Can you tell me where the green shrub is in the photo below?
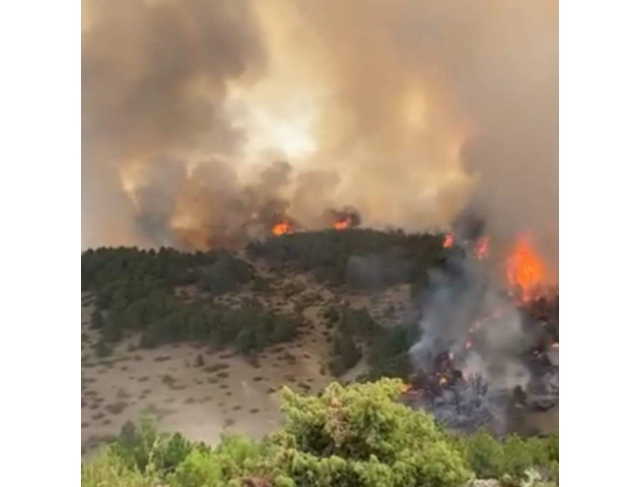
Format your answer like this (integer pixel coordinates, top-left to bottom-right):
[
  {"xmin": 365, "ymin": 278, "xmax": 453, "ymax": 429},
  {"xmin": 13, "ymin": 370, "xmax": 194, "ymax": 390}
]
[
  {"xmin": 81, "ymin": 450, "xmax": 158, "ymax": 487},
  {"xmin": 82, "ymin": 380, "xmax": 558, "ymax": 487},
  {"xmin": 169, "ymin": 449, "xmax": 223, "ymax": 487},
  {"xmin": 464, "ymin": 429, "xmax": 505, "ymax": 479}
]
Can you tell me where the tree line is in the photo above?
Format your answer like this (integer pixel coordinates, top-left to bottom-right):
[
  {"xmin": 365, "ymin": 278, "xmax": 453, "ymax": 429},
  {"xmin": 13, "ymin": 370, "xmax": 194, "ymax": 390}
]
[
  {"xmin": 83, "ymin": 247, "xmax": 298, "ymax": 356},
  {"xmin": 246, "ymin": 228, "xmax": 450, "ymax": 290}
]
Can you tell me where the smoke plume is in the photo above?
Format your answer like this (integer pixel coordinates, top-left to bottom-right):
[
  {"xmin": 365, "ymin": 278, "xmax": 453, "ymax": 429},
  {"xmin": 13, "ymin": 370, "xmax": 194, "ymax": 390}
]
[
  {"xmin": 412, "ymin": 254, "xmax": 529, "ymax": 374},
  {"xmin": 83, "ymin": 0, "xmax": 558, "ymax": 269},
  {"xmin": 409, "ymin": 253, "xmax": 528, "ymax": 434}
]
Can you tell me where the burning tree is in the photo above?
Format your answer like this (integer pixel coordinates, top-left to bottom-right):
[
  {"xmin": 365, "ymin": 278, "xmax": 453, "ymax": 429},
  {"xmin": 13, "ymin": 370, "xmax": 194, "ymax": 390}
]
[
  {"xmin": 271, "ymin": 220, "xmax": 294, "ymax": 236},
  {"xmin": 506, "ymin": 233, "xmax": 550, "ymax": 304},
  {"xmin": 408, "ymin": 219, "xmax": 558, "ymax": 435},
  {"xmin": 325, "ymin": 206, "xmax": 362, "ymax": 231},
  {"xmin": 269, "ymin": 206, "xmax": 361, "ymax": 238}
]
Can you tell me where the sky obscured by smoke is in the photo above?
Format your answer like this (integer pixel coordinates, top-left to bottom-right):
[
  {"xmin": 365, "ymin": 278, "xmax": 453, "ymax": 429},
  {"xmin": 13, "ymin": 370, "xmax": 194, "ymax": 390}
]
[{"xmin": 82, "ymin": 0, "xmax": 558, "ymax": 269}]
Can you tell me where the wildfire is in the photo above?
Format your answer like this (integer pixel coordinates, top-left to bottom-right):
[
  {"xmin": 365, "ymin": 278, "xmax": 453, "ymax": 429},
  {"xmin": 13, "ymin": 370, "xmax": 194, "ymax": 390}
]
[
  {"xmin": 473, "ymin": 237, "xmax": 490, "ymax": 260},
  {"xmin": 506, "ymin": 233, "xmax": 548, "ymax": 303},
  {"xmin": 272, "ymin": 221, "xmax": 293, "ymax": 236},
  {"xmin": 443, "ymin": 232, "xmax": 454, "ymax": 248},
  {"xmin": 334, "ymin": 217, "xmax": 351, "ymax": 231},
  {"xmin": 469, "ymin": 307, "xmax": 505, "ymax": 334},
  {"xmin": 325, "ymin": 207, "xmax": 360, "ymax": 231},
  {"xmin": 405, "ymin": 352, "xmax": 466, "ymax": 401},
  {"xmin": 442, "ymin": 232, "xmax": 488, "ymax": 260}
]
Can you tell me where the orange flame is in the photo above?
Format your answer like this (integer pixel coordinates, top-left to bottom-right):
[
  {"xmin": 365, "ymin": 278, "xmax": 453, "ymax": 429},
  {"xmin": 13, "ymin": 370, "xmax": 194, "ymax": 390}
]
[
  {"xmin": 272, "ymin": 221, "xmax": 293, "ymax": 236},
  {"xmin": 443, "ymin": 232, "xmax": 454, "ymax": 248},
  {"xmin": 474, "ymin": 237, "xmax": 489, "ymax": 260},
  {"xmin": 506, "ymin": 234, "xmax": 548, "ymax": 303},
  {"xmin": 334, "ymin": 218, "xmax": 351, "ymax": 231}
]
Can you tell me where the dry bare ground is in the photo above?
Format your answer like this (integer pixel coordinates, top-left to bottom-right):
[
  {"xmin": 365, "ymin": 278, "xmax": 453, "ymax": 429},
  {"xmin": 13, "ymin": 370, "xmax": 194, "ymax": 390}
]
[
  {"xmin": 81, "ymin": 311, "xmax": 329, "ymax": 455},
  {"xmin": 81, "ymin": 264, "xmax": 414, "ymax": 456}
]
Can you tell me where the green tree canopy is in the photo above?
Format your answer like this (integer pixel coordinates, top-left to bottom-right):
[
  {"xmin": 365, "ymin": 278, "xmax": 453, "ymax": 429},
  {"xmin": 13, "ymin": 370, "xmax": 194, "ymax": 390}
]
[{"xmin": 82, "ymin": 379, "xmax": 558, "ymax": 487}]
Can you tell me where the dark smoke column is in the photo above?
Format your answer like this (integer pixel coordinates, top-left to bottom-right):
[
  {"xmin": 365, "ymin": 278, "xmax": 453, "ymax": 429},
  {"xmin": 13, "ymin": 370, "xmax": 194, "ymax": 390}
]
[{"xmin": 82, "ymin": 0, "xmax": 268, "ymax": 249}]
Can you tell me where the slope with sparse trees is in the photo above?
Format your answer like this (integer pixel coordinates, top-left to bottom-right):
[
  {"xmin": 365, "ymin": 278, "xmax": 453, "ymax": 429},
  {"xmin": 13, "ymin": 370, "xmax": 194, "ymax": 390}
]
[{"xmin": 81, "ymin": 229, "xmax": 453, "ymax": 381}]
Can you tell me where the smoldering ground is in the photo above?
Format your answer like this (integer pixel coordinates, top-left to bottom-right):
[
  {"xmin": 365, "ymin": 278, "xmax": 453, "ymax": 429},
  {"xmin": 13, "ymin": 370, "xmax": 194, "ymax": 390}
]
[{"xmin": 408, "ymin": 246, "xmax": 558, "ymax": 434}]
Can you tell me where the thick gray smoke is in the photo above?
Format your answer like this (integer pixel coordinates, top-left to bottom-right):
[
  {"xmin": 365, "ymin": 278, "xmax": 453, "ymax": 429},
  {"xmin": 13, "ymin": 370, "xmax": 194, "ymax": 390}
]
[
  {"xmin": 408, "ymin": 245, "xmax": 553, "ymax": 433},
  {"xmin": 411, "ymin": 254, "xmax": 530, "ymax": 384},
  {"xmin": 83, "ymin": 0, "xmax": 558, "ymax": 262},
  {"xmin": 430, "ymin": 376, "xmax": 508, "ymax": 435},
  {"xmin": 81, "ymin": 0, "xmax": 361, "ymax": 250},
  {"xmin": 82, "ymin": 0, "xmax": 268, "ymax": 248},
  {"xmin": 400, "ymin": 0, "xmax": 559, "ymax": 270}
]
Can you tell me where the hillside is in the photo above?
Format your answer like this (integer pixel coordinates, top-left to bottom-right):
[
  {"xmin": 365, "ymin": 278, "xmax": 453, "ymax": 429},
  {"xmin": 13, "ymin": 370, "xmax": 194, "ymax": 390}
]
[
  {"xmin": 81, "ymin": 230, "xmax": 434, "ymax": 452},
  {"xmin": 81, "ymin": 229, "xmax": 558, "ymax": 456}
]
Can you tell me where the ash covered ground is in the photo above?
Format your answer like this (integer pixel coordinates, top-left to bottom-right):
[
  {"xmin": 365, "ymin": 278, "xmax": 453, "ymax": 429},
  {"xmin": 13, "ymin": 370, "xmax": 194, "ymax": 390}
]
[
  {"xmin": 404, "ymin": 215, "xmax": 558, "ymax": 436},
  {"xmin": 406, "ymin": 295, "xmax": 558, "ymax": 437}
]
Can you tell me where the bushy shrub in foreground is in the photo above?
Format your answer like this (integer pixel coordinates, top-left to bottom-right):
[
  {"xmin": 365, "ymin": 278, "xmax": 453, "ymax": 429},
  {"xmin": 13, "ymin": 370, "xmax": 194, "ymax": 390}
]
[{"xmin": 82, "ymin": 379, "xmax": 558, "ymax": 487}]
